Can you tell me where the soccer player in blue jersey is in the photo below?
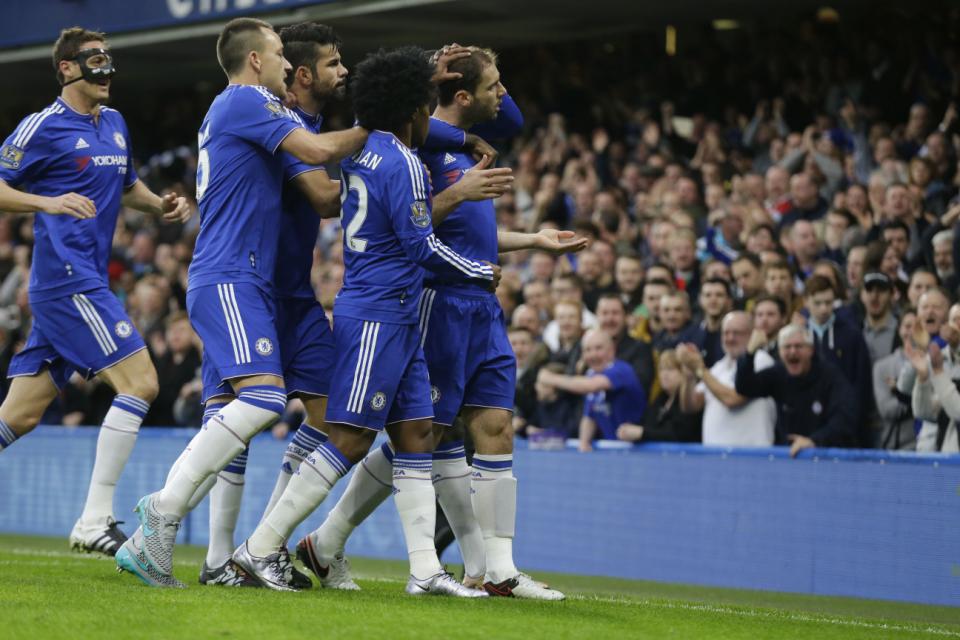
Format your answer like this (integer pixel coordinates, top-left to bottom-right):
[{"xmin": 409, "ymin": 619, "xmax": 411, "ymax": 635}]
[
  {"xmin": 0, "ymin": 27, "xmax": 191, "ymax": 558},
  {"xmin": 183, "ymin": 21, "xmax": 347, "ymax": 589},
  {"xmin": 296, "ymin": 47, "xmax": 583, "ymax": 600},
  {"xmin": 232, "ymin": 46, "xmax": 500, "ymax": 595},
  {"xmin": 183, "ymin": 25, "xmax": 510, "ymax": 590},
  {"xmin": 115, "ymin": 17, "xmax": 367, "ymax": 588}
]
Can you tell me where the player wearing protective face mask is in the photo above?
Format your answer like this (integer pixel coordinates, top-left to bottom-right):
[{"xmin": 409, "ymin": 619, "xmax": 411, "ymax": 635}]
[{"xmin": 0, "ymin": 27, "xmax": 192, "ymax": 558}]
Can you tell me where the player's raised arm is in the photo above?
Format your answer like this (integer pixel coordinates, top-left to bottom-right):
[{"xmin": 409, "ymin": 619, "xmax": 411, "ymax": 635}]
[{"xmin": 280, "ymin": 126, "xmax": 368, "ymax": 166}]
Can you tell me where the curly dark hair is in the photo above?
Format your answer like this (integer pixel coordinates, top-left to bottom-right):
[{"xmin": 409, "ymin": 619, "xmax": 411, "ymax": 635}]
[
  {"xmin": 350, "ymin": 46, "xmax": 435, "ymax": 133},
  {"xmin": 279, "ymin": 22, "xmax": 341, "ymax": 73}
]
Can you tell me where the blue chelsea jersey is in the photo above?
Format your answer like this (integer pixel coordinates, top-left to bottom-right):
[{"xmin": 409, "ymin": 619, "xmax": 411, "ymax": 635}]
[
  {"xmin": 276, "ymin": 106, "xmax": 324, "ymax": 299},
  {"xmin": 188, "ymin": 84, "xmax": 303, "ymax": 292},
  {"xmin": 334, "ymin": 131, "xmax": 494, "ymax": 325},
  {"xmin": 419, "ymin": 134, "xmax": 499, "ymax": 295},
  {"xmin": 0, "ymin": 98, "xmax": 137, "ymax": 302}
]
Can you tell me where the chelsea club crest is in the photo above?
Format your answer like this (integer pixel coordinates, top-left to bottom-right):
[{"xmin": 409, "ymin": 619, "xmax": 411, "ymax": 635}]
[
  {"xmin": 114, "ymin": 320, "xmax": 133, "ymax": 338},
  {"xmin": 113, "ymin": 131, "xmax": 126, "ymax": 149},
  {"xmin": 255, "ymin": 337, "xmax": 274, "ymax": 356},
  {"xmin": 370, "ymin": 392, "xmax": 387, "ymax": 411}
]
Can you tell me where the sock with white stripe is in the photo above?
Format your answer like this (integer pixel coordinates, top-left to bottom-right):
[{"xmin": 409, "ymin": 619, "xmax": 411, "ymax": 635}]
[
  {"xmin": 248, "ymin": 441, "xmax": 352, "ymax": 557},
  {"xmin": 206, "ymin": 447, "xmax": 248, "ymax": 568},
  {"xmin": 310, "ymin": 441, "xmax": 394, "ymax": 563},
  {"xmin": 158, "ymin": 388, "xmax": 284, "ymax": 519},
  {"xmin": 433, "ymin": 442, "xmax": 486, "ymax": 580},
  {"xmin": 393, "ymin": 452, "xmax": 444, "ymax": 579},
  {"xmin": 0, "ymin": 419, "xmax": 20, "ymax": 452},
  {"xmin": 78, "ymin": 394, "xmax": 148, "ymax": 524},
  {"xmin": 264, "ymin": 423, "xmax": 327, "ymax": 517},
  {"xmin": 471, "ymin": 454, "xmax": 518, "ymax": 584}
]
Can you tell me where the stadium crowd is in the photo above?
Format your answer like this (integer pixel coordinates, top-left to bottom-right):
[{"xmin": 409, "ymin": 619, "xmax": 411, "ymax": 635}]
[{"xmin": 2, "ymin": 10, "xmax": 960, "ymax": 453}]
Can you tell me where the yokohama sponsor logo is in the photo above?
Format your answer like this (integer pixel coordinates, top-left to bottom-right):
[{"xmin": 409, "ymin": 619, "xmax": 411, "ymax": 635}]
[{"xmin": 90, "ymin": 155, "xmax": 126, "ymax": 166}]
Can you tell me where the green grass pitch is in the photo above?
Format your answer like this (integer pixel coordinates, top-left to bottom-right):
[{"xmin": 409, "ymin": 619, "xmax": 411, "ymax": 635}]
[{"xmin": 2, "ymin": 534, "xmax": 957, "ymax": 639}]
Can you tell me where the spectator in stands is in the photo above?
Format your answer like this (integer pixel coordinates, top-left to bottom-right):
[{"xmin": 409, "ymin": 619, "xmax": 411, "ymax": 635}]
[
  {"xmin": 543, "ymin": 275, "xmax": 596, "ymax": 351},
  {"xmin": 631, "ymin": 278, "xmax": 673, "ymax": 344},
  {"xmin": 144, "ymin": 312, "xmax": 201, "ymax": 426},
  {"xmin": 614, "ymin": 253, "xmax": 644, "ymax": 313},
  {"xmin": 630, "ymin": 349, "xmax": 702, "ymax": 443},
  {"xmin": 508, "ymin": 326, "xmax": 545, "ymax": 437},
  {"xmin": 677, "ymin": 311, "xmax": 776, "ymax": 446},
  {"xmin": 522, "ymin": 280, "xmax": 553, "ymax": 323},
  {"xmin": 644, "ymin": 219, "xmax": 676, "ymax": 268},
  {"xmin": 873, "ymin": 310, "xmax": 918, "ymax": 450},
  {"xmin": 906, "ymin": 268, "xmax": 938, "ymax": 309},
  {"xmin": 732, "ymin": 253, "xmax": 764, "ymax": 312},
  {"xmin": 931, "ymin": 229, "xmax": 955, "ymax": 290},
  {"xmin": 511, "ymin": 304, "xmax": 542, "ymax": 339},
  {"xmin": 804, "ymin": 274, "xmax": 875, "ymax": 445},
  {"xmin": 846, "ymin": 244, "xmax": 868, "ymax": 297},
  {"xmin": 669, "ymin": 228, "xmax": 701, "ymax": 300},
  {"xmin": 752, "ymin": 294, "xmax": 787, "ymax": 354},
  {"xmin": 787, "ymin": 219, "xmax": 821, "ymax": 280},
  {"xmin": 576, "ymin": 249, "xmax": 613, "ymax": 311},
  {"xmin": 860, "ymin": 272, "xmax": 898, "ymax": 363},
  {"xmin": 595, "ymin": 293, "xmax": 654, "ymax": 393},
  {"xmin": 697, "ymin": 278, "xmax": 733, "ymax": 366},
  {"xmin": 736, "ymin": 324, "xmax": 858, "ymax": 456},
  {"xmin": 535, "ymin": 329, "xmax": 646, "ymax": 451},
  {"xmin": 762, "ymin": 259, "xmax": 800, "ymax": 315},
  {"xmin": 653, "ymin": 291, "xmax": 703, "ymax": 352},
  {"xmin": 780, "ymin": 172, "xmax": 829, "ymax": 228},
  {"xmin": 545, "ymin": 300, "xmax": 584, "ymax": 365},
  {"xmin": 905, "ymin": 340, "xmax": 960, "ymax": 453}
]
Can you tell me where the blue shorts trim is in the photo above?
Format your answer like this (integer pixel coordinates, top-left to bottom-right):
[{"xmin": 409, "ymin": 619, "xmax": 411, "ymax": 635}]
[
  {"xmin": 8, "ymin": 287, "xmax": 147, "ymax": 389},
  {"xmin": 419, "ymin": 289, "xmax": 516, "ymax": 425},
  {"xmin": 325, "ymin": 317, "xmax": 433, "ymax": 431},
  {"xmin": 189, "ymin": 282, "xmax": 283, "ymax": 404},
  {"xmin": 277, "ymin": 296, "xmax": 334, "ymax": 398}
]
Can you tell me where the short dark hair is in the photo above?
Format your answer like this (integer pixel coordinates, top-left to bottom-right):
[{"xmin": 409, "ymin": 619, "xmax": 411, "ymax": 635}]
[
  {"xmin": 217, "ymin": 18, "xmax": 273, "ymax": 76},
  {"xmin": 882, "ymin": 219, "xmax": 910, "ymax": 237},
  {"xmin": 753, "ymin": 293, "xmax": 787, "ymax": 317},
  {"xmin": 597, "ymin": 292, "xmax": 627, "ymax": 312},
  {"xmin": 279, "ymin": 22, "xmax": 341, "ymax": 77},
  {"xmin": 437, "ymin": 49, "xmax": 494, "ymax": 106},
  {"xmin": 642, "ymin": 278, "xmax": 675, "ymax": 297},
  {"xmin": 554, "ymin": 272, "xmax": 584, "ymax": 291},
  {"xmin": 53, "ymin": 26, "xmax": 107, "ymax": 84},
  {"xmin": 804, "ymin": 274, "xmax": 835, "ymax": 298},
  {"xmin": 732, "ymin": 252, "xmax": 762, "ymax": 270},
  {"xmin": 701, "ymin": 277, "xmax": 732, "ymax": 298},
  {"xmin": 351, "ymin": 47, "xmax": 436, "ymax": 133}
]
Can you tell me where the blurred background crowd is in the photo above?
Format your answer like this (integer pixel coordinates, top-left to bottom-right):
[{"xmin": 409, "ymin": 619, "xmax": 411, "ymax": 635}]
[{"xmin": 2, "ymin": 8, "xmax": 960, "ymax": 452}]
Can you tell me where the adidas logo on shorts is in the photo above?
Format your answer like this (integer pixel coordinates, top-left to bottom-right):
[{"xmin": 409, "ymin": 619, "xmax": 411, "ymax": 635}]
[{"xmin": 443, "ymin": 152, "xmax": 456, "ymax": 165}]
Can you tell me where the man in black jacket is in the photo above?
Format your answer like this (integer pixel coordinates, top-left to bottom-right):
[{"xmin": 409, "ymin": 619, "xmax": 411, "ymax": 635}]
[{"xmin": 735, "ymin": 323, "xmax": 858, "ymax": 456}]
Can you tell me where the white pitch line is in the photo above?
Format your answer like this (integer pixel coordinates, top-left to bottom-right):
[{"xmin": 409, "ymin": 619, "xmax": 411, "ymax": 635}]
[
  {"xmin": 570, "ymin": 594, "xmax": 960, "ymax": 637},
  {"xmin": 3, "ymin": 547, "xmax": 957, "ymax": 637}
]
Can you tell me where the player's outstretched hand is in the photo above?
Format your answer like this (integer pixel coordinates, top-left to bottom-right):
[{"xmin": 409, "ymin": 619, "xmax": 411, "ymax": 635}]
[
  {"xmin": 464, "ymin": 133, "xmax": 498, "ymax": 164},
  {"xmin": 161, "ymin": 192, "xmax": 192, "ymax": 223},
  {"xmin": 431, "ymin": 44, "xmax": 470, "ymax": 83},
  {"xmin": 483, "ymin": 260, "xmax": 502, "ymax": 292},
  {"xmin": 46, "ymin": 192, "xmax": 96, "ymax": 219},
  {"xmin": 455, "ymin": 155, "xmax": 513, "ymax": 201},
  {"xmin": 533, "ymin": 229, "xmax": 589, "ymax": 255}
]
